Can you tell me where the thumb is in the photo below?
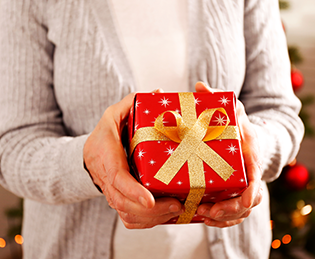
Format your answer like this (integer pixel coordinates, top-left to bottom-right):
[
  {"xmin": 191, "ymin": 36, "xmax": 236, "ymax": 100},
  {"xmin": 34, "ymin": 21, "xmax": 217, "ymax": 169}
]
[{"xmin": 195, "ymin": 81, "xmax": 222, "ymax": 93}]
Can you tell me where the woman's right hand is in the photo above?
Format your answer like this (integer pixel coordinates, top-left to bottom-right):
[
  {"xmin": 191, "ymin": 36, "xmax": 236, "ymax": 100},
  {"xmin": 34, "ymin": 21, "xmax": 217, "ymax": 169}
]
[{"xmin": 83, "ymin": 91, "xmax": 184, "ymax": 229}]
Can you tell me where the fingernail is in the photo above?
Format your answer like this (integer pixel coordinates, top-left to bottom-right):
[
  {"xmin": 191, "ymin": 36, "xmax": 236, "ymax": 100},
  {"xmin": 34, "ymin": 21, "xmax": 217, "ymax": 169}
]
[
  {"xmin": 200, "ymin": 208, "xmax": 210, "ymax": 217},
  {"xmin": 215, "ymin": 210, "xmax": 224, "ymax": 219},
  {"xmin": 169, "ymin": 204, "xmax": 181, "ymax": 213},
  {"xmin": 139, "ymin": 196, "xmax": 148, "ymax": 208}
]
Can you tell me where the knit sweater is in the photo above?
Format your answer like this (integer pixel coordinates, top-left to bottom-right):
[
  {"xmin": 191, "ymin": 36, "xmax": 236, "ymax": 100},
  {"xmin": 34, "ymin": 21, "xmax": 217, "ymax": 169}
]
[{"xmin": 0, "ymin": 0, "xmax": 304, "ymax": 259}]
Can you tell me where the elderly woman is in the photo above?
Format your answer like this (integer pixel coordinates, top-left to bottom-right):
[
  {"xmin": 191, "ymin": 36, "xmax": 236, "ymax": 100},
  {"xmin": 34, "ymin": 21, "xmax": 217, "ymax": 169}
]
[{"xmin": 0, "ymin": 0, "xmax": 303, "ymax": 258}]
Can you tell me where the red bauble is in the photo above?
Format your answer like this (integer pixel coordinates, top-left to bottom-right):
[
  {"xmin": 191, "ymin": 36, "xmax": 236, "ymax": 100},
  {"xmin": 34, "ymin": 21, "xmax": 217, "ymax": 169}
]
[
  {"xmin": 284, "ymin": 163, "xmax": 309, "ymax": 190},
  {"xmin": 291, "ymin": 69, "xmax": 304, "ymax": 92}
]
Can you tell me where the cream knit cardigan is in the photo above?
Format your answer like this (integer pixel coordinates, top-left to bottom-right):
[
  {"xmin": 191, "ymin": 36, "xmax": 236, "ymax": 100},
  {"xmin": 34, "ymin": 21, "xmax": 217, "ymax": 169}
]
[{"xmin": 0, "ymin": 0, "xmax": 304, "ymax": 258}]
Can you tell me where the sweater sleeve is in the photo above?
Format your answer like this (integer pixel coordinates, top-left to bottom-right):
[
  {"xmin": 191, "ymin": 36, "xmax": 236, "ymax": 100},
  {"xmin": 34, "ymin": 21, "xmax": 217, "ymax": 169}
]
[
  {"xmin": 0, "ymin": 0, "xmax": 102, "ymax": 204},
  {"xmin": 240, "ymin": 0, "xmax": 304, "ymax": 182}
]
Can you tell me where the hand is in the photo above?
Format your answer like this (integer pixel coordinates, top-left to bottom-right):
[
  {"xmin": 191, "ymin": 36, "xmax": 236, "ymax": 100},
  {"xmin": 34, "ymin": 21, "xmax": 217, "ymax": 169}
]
[
  {"xmin": 195, "ymin": 82, "xmax": 264, "ymax": 228},
  {"xmin": 83, "ymin": 90, "xmax": 184, "ymax": 229}
]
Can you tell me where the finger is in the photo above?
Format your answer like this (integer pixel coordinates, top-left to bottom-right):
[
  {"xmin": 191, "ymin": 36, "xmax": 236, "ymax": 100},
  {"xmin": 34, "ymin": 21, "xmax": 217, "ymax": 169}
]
[
  {"xmin": 241, "ymin": 179, "xmax": 263, "ymax": 209},
  {"xmin": 119, "ymin": 211, "xmax": 180, "ymax": 229},
  {"xmin": 100, "ymin": 125, "xmax": 155, "ymax": 208},
  {"xmin": 204, "ymin": 218, "xmax": 244, "ymax": 228},
  {"xmin": 239, "ymin": 134, "xmax": 262, "ymax": 209},
  {"xmin": 116, "ymin": 198, "xmax": 184, "ymax": 229},
  {"xmin": 109, "ymin": 92, "xmax": 136, "ymax": 127},
  {"xmin": 194, "ymin": 81, "xmax": 223, "ymax": 93},
  {"xmin": 198, "ymin": 197, "xmax": 247, "ymax": 221},
  {"xmin": 152, "ymin": 88, "xmax": 164, "ymax": 93},
  {"xmin": 107, "ymin": 179, "xmax": 183, "ymax": 217}
]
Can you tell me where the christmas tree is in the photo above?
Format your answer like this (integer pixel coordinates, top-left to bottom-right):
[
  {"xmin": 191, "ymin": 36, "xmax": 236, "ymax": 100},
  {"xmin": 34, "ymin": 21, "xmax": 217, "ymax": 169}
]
[{"xmin": 268, "ymin": 1, "xmax": 315, "ymax": 258}]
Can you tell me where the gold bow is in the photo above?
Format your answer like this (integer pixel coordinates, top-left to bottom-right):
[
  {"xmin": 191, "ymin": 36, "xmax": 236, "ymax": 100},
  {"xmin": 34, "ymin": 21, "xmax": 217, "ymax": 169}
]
[{"xmin": 130, "ymin": 93, "xmax": 240, "ymax": 223}]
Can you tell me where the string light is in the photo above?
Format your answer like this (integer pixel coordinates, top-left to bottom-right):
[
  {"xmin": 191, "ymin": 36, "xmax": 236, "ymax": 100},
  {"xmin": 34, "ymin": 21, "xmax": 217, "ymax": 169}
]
[
  {"xmin": 301, "ymin": 205, "xmax": 312, "ymax": 216},
  {"xmin": 271, "ymin": 239, "xmax": 281, "ymax": 249},
  {"xmin": 14, "ymin": 235, "xmax": 24, "ymax": 245},
  {"xmin": 282, "ymin": 234, "xmax": 292, "ymax": 244},
  {"xmin": 0, "ymin": 238, "xmax": 6, "ymax": 248}
]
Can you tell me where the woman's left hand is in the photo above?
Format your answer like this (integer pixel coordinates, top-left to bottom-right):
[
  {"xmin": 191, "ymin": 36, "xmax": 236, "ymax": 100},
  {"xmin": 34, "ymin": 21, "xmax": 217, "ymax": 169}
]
[{"xmin": 195, "ymin": 82, "xmax": 264, "ymax": 228}]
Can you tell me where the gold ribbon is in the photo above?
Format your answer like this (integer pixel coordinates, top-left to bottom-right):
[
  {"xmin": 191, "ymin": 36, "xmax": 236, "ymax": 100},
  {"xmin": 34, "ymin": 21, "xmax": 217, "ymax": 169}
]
[{"xmin": 130, "ymin": 93, "xmax": 240, "ymax": 223}]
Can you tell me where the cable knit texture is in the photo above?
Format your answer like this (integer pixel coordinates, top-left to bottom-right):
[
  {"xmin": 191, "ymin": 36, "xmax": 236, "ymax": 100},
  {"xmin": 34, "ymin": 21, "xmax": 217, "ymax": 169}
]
[{"xmin": 0, "ymin": 0, "xmax": 304, "ymax": 258}]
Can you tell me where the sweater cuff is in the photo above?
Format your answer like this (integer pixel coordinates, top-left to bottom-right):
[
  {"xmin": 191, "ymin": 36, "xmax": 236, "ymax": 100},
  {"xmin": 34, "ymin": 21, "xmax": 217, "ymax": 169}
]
[
  {"xmin": 59, "ymin": 135, "xmax": 103, "ymax": 201},
  {"xmin": 249, "ymin": 116, "xmax": 292, "ymax": 183}
]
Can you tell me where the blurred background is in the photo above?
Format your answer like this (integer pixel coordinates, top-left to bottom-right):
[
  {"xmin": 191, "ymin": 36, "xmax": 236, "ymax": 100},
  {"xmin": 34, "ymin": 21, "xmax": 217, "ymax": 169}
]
[{"xmin": 0, "ymin": 0, "xmax": 315, "ymax": 258}]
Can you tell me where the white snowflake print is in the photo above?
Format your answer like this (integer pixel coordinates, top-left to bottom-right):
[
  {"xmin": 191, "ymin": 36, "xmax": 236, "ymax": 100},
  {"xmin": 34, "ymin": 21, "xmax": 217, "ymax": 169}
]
[
  {"xmin": 159, "ymin": 97, "xmax": 171, "ymax": 107},
  {"xmin": 214, "ymin": 114, "xmax": 226, "ymax": 126},
  {"xmin": 175, "ymin": 108, "xmax": 181, "ymax": 113},
  {"xmin": 149, "ymin": 159, "xmax": 156, "ymax": 166},
  {"xmin": 139, "ymin": 174, "xmax": 144, "ymax": 179},
  {"xmin": 194, "ymin": 98, "xmax": 201, "ymax": 105},
  {"xmin": 209, "ymin": 179, "xmax": 214, "ymax": 184},
  {"xmin": 143, "ymin": 109, "xmax": 150, "ymax": 115},
  {"xmin": 177, "ymin": 181, "xmax": 183, "ymax": 185},
  {"xmin": 219, "ymin": 96, "xmax": 230, "ymax": 106},
  {"xmin": 144, "ymin": 182, "xmax": 150, "ymax": 187},
  {"xmin": 227, "ymin": 144, "xmax": 238, "ymax": 155},
  {"xmin": 134, "ymin": 123, "xmax": 139, "ymax": 131},
  {"xmin": 240, "ymin": 178, "xmax": 245, "ymax": 183},
  {"xmin": 137, "ymin": 149, "xmax": 146, "ymax": 159},
  {"xmin": 135, "ymin": 100, "xmax": 141, "ymax": 108},
  {"xmin": 165, "ymin": 146, "xmax": 175, "ymax": 155}
]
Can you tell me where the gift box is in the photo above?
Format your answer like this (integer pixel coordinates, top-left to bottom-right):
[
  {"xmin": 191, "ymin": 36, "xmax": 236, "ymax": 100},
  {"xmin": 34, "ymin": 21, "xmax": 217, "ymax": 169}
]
[{"xmin": 128, "ymin": 92, "xmax": 247, "ymax": 224}]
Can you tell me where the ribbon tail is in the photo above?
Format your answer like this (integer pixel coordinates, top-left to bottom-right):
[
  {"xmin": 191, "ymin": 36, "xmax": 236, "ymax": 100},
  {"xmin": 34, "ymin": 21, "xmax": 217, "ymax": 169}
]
[
  {"xmin": 196, "ymin": 142, "xmax": 234, "ymax": 181},
  {"xmin": 176, "ymin": 155, "xmax": 205, "ymax": 224}
]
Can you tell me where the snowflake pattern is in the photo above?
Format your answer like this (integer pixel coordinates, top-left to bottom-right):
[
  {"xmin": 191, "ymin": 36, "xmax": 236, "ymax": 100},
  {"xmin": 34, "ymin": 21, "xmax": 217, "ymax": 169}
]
[
  {"xmin": 144, "ymin": 182, "xmax": 150, "ymax": 187},
  {"xmin": 177, "ymin": 181, "xmax": 183, "ymax": 185},
  {"xmin": 227, "ymin": 144, "xmax": 238, "ymax": 155},
  {"xmin": 165, "ymin": 146, "xmax": 175, "ymax": 155},
  {"xmin": 175, "ymin": 108, "xmax": 181, "ymax": 113},
  {"xmin": 134, "ymin": 124, "xmax": 139, "ymax": 131},
  {"xmin": 219, "ymin": 96, "xmax": 230, "ymax": 106},
  {"xmin": 214, "ymin": 114, "xmax": 226, "ymax": 126},
  {"xmin": 209, "ymin": 179, "xmax": 214, "ymax": 184},
  {"xmin": 137, "ymin": 149, "xmax": 146, "ymax": 159},
  {"xmin": 194, "ymin": 98, "xmax": 201, "ymax": 105},
  {"xmin": 143, "ymin": 109, "xmax": 150, "ymax": 115},
  {"xmin": 159, "ymin": 97, "xmax": 171, "ymax": 107},
  {"xmin": 149, "ymin": 159, "xmax": 156, "ymax": 166},
  {"xmin": 135, "ymin": 100, "xmax": 141, "ymax": 108},
  {"xmin": 240, "ymin": 178, "xmax": 245, "ymax": 183}
]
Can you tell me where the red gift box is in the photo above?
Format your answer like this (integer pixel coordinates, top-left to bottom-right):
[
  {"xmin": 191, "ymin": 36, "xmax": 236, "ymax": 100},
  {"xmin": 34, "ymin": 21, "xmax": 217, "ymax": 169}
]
[{"xmin": 128, "ymin": 92, "xmax": 247, "ymax": 224}]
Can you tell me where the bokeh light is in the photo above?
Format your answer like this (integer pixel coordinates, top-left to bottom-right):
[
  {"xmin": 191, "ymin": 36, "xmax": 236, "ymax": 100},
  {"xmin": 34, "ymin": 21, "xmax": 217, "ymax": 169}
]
[
  {"xmin": 271, "ymin": 239, "xmax": 281, "ymax": 249},
  {"xmin": 0, "ymin": 238, "xmax": 6, "ymax": 248},
  {"xmin": 301, "ymin": 205, "xmax": 312, "ymax": 216},
  {"xmin": 282, "ymin": 234, "xmax": 292, "ymax": 244},
  {"xmin": 297, "ymin": 200, "xmax": 305, "ymax": 210},
  {"xmin": 14, "ymin": 235, "xmax": 24, "ymax": 245}
]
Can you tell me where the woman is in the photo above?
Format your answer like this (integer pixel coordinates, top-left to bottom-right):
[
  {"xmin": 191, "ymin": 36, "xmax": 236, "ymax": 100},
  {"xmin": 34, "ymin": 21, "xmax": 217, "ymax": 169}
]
[{"xmin": 0, "ymin": 0, "xmax": 304, "ymax": 258}]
